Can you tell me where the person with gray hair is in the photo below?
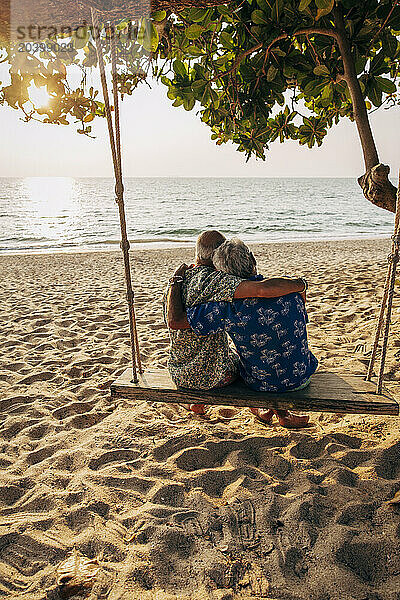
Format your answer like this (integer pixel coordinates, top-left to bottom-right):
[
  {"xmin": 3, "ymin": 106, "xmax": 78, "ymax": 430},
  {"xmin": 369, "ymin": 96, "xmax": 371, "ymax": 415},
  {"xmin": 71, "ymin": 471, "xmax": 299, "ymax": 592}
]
[
  {"xmin": 168, "ymin": 238, "xmax": 317, "ymax": 429},
  {"xmin": 166, "ymin": 233, "xmax": 311, "ymax": 427},
  {"xmin": 213, "ymin": 238, "xmax": 257, "ymax": 279}
]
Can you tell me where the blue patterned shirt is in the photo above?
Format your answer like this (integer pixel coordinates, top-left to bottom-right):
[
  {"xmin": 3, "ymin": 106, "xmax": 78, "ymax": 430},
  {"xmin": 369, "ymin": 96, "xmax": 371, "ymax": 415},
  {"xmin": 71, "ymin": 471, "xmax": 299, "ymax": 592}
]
[{"xmin": 186, "ymin": 275, "xmax": 318, "ymax": 392}]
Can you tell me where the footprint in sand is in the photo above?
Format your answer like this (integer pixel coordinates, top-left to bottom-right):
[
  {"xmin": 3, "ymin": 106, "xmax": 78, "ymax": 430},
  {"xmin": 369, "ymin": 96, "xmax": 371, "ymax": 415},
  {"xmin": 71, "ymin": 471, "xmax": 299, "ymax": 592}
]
[
  {"xmin": 0, "ymin": 532, "xmax": 66, "ymax": 579},
  {"xmin": 18, "ymin": 372, "xmax": 55, "ymax": 385},
  {"xmin": 25, "ymin": 444, "xmax": 58, "ymax": 465},
  {"xmin": 88, "ymin": 449, "xmax": 140, "ymax": 471},
  {"xmin": 66, "ymin": 411, "xmax": 109, "ymax": 430},
  {"xmin": 374, "ymin": 440, "xmax": 400, "ymax": 479},
  {"xmin": 210, "ymin": 499, "xmax": 260, "ymax": 552},
  {"xmin": 52, "ymin": 400, "xmax": 97, "ymax": 420}
]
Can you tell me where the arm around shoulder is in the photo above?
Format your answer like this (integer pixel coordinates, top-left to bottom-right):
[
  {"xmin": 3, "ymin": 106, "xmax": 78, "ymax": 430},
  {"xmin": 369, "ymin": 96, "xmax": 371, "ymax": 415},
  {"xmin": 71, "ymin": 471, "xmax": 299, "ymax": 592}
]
[{"xmin": 233, "ymin": 277, "xmax": 305, "ymax": 299}]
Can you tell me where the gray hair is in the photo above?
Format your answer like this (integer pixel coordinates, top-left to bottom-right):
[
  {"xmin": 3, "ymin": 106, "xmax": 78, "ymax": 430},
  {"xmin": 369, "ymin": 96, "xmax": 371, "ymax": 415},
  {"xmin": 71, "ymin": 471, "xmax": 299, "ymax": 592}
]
[
  {"xmin": 195, "ymin": 230, "xmax": 226, "ymax": 262},
  {"xmin": 213, "ymin": 238, "xmax": 255, "ymax": 278}
]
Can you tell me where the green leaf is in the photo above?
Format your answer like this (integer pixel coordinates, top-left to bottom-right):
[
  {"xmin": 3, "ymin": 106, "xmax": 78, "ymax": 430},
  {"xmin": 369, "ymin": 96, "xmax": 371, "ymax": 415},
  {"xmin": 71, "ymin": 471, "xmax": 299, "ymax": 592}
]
[
  {"xmin": 370, "ymin": 51, "xmax": 387, "ymax": 76},
  {"xmin": 137, "ymin": 21, "xmax": 160, "ymax": 52},
  {"xmin": 220, "ymin": 31, "xmax": 235, "ymax": 49},
  {"xmin": 173, "ymin": 60, "xmax": 187, "ymax": 78},
  {"xmin": 374, "ymin": 77, "xmax": 397, "ymax": 94},
  {"xmin": 149, "ymin": 22, "xmax": 160, "ymax": 52},
  {"xmin": 321, "ymin": 82, "xmax": 333, "ymax": 104},
  {"xmin": 191, "ymin": 80, "xmax": 207, "ymax": 94},
  {"xmin": 210, "ymin": 88, "xmax": 219, "ymax": 107},
  {"xmin": 355, "ymin": 56, "xmax": 367, "ymax": 75},
  {"xmin": 185, "ymin": 24, "xmax": 203, "ymax": 40},
  {"xmin": 315, "ymin": 0, "xmax": 334, "ymax": 9},
  {"xmin": 315, "ymin": 0, "xmax": 334, "ymax": 19},
  {"xmin": 267, "ymin": 65, "xmax": 278, "ymax": 81},
  {"xmin": 152, "ymin": 10, "xmax": 166, "ymax": 22},
  {"xmin": 214, "ymin": 54, "xmax": 230, "ymax": 67},
  {"xmin": 167, "ymin": 86, "xmax": 178, "ymax": 100},
  {"xmin": 382, "ymin": 33, "xmax": 398, "ymax": 57},
  {"xmin": 283, "ymin": 65, "xmax": 296, "ymax": 78},
  {"xmin": 272, "ymin": 0, "xmax": 284, "ymax": 22},
  {"xmin": 368, "ymin": 83, "xmax": 382, "ymax": 107},
  {"xmin": 257, "ymin": 0, "xmax": 270, "ymax": 10},
  {"xmin": 188, "ymin": 8, "xmax": 209, "ymax": 22},
  {"xmin": 183, "ymin": 96, "xmax": 196, "ymax": 111},
  {"xmin": 299, "ymin": 0, "xmax": 312, "ymax": 10},
  {"xmin": 116, "ymin": 19, "xmax": 130, "ymax": 30},
  {"xmin": 303, "ymin": 79, "xmax": 326, "ymax": 97},
  {"xmin": 187, "ymin": 45, "xmax": 205, "ymax": 57},
  {"xmin": 72, "ymin": 27, "xmax": 89, "ymax": 50},
  {"xmin": 252, "ymin": 10, "xmax": 268, "ymax": 25},
  {"xmin": 217, "ymin": 5, "xmax": 232, "ymax": 16},
  {"xmin": 137, "ymin": 20, "xmax": 147, "ymax": 47},
  {"xmin": 313, "ymin": 65, "xmax": 330, "ymax": 76},
  {"xmin": 240, "ymin": 63, "xmax": 256, "ymax": 82}
]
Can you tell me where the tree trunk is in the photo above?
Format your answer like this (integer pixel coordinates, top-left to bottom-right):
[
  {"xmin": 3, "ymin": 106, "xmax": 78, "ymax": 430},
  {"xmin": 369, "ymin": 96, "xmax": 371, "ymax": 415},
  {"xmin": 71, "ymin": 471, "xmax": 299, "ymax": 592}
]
[{"xmin": 333, "ymin": 6, "xmax": 397, "ymax": 213}]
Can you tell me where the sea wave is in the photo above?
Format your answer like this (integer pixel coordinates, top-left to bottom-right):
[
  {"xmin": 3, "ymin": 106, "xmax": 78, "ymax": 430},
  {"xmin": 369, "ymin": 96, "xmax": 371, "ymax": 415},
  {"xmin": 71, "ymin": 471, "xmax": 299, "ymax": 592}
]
[{"xmin": 0, "ymin": 177, "xmax": 395, "ymax": 255}]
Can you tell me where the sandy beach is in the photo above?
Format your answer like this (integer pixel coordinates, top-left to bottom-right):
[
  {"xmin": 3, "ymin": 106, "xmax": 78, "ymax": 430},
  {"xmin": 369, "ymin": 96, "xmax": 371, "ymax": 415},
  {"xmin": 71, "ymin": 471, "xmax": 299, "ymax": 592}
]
[{"xmin": 0, "ymin": 237, "xmax": 400, "ymax": 600}]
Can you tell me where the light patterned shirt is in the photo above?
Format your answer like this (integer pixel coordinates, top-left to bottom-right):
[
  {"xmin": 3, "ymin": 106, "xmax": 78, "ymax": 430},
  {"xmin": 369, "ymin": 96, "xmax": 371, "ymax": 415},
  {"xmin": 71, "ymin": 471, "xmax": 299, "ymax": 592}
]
[{"xmin": 166, "ymin": 266, "xmax": 243, "ymax": 390}]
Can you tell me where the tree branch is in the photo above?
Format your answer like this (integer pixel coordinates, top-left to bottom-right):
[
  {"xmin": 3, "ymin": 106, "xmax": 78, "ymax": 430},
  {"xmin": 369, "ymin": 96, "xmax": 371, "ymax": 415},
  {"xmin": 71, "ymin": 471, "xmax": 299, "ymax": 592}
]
[
  {"xmin": 211, "ymin": 27, "xmax": 339, "ymax": 82},
  {"xmin": 368, "ymin": 0, "xmax": 400, "ymax": 51}
]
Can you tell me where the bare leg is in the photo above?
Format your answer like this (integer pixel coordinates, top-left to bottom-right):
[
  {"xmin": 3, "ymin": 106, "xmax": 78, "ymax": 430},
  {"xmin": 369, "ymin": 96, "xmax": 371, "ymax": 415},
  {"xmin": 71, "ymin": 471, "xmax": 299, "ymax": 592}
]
[{"xmin": 187, "ymin": 371, "xmax": 236, "ymax": 416}]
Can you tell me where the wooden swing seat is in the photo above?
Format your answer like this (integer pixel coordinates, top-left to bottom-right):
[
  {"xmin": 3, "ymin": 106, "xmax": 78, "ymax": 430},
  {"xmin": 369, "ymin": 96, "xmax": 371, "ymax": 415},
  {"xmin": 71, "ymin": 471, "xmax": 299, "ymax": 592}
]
[{"xmin": 111, "ymin": 368, "xmax": 399, "ymax": 416}]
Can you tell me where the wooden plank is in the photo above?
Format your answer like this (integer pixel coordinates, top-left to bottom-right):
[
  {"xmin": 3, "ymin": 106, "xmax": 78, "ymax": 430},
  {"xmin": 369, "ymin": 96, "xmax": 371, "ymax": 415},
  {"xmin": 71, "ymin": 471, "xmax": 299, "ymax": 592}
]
[
  {"xmin": 112, "ymin": 369, "xmax": 392, "ymax": 403},
  {"xmin": 110, "ymin": 368, "xmax": 399, "ymax": 416}
]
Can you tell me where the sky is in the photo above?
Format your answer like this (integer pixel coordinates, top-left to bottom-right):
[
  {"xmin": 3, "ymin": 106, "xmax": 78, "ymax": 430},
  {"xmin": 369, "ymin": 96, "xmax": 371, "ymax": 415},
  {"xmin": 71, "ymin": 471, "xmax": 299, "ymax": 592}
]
[{"xmin": 1, "ymin": 74, "xmax": 400, "ymax": 179}]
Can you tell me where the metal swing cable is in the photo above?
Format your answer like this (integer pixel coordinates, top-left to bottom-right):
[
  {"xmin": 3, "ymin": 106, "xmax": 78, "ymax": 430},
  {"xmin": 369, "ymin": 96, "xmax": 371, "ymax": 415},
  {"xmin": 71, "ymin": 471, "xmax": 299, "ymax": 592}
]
[{"xmin": 91, "ymin": 7, "xmax": 142, "ymax": 382}]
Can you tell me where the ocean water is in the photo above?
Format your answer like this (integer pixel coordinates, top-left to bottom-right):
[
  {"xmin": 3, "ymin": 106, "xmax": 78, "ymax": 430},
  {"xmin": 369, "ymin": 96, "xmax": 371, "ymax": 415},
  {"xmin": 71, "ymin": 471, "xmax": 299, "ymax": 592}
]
[{"xmin": 0, "ymin": 176, "xmax": 395, "ymax": 255}]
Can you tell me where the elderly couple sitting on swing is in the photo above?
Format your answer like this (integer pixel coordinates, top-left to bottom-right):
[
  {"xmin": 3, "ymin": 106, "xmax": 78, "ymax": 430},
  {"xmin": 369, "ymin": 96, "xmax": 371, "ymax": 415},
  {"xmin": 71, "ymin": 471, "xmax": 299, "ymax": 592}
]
[{"xmin": 165, "ymin": 230, "xmax": 318, "ymax": 429}]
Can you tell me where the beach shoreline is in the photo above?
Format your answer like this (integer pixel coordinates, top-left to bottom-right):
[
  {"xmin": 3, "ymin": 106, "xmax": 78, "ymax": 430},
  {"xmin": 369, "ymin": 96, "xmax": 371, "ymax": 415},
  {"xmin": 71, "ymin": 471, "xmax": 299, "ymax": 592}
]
[
  {"xmin": 1, "ymin": 237, "xmax": 400, "ymax": 599},
  {"xmin": 0, "ymin": 232, "xmax": 393, "ymax": 257}
]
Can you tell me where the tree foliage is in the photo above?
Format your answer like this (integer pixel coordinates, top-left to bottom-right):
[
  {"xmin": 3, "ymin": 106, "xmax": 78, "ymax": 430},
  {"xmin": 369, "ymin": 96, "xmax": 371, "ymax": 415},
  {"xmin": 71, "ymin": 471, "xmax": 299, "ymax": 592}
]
[
  {"xmin": 155, "ymin": 0, "xmax": 400, "ymax": 160},
  {"xmin": 0, "ymin": 1, "xmax": 399, "ymax": 203}
]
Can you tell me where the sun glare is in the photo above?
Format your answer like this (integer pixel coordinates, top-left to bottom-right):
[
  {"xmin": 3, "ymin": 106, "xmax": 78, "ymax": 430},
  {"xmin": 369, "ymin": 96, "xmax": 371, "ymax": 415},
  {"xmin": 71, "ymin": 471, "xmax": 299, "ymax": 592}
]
[
  {"xmin": 23, "ymin": 177, "xmax": 76, "ymax": 216},
  {"xmin": 20, "ymin": 177, "xmax": 80, "ymax": 248},
  {"xmin": 28, "ymin": 83, "xmax": 51, "ymax": 109}
]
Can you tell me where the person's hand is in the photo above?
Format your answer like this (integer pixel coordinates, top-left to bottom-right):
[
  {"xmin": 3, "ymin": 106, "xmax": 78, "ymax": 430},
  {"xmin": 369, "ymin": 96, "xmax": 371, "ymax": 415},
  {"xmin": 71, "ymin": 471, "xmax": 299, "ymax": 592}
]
[
  {"xmin": 296, "ymin": 277, "xmax": 307, "ymax": 304},
  {"xmin": 173, "ymin": 263, "xmax": 189, "ymax": 278}
]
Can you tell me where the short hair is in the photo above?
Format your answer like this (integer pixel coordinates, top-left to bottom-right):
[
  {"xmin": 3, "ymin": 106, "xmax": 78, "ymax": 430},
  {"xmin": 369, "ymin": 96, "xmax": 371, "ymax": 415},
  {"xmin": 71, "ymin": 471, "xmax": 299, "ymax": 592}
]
[
  {"xmin": 213, "ymin": 238, "xmax": 255, "ymax": 278},
  {"xmin": 195, "ymin": 230, "xmax": 226, "ymax": 262}
]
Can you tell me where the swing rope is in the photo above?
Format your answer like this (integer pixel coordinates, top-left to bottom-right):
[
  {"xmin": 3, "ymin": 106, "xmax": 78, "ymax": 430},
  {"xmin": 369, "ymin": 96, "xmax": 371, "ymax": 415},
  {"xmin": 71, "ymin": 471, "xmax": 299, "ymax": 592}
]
[
  {"xmin": 366, "ymin": 170, "xmax": 400, "ymax": 394},
  {"xmin": 91, "ymin": 7, "xmax": 142, "ymax": 382}
]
